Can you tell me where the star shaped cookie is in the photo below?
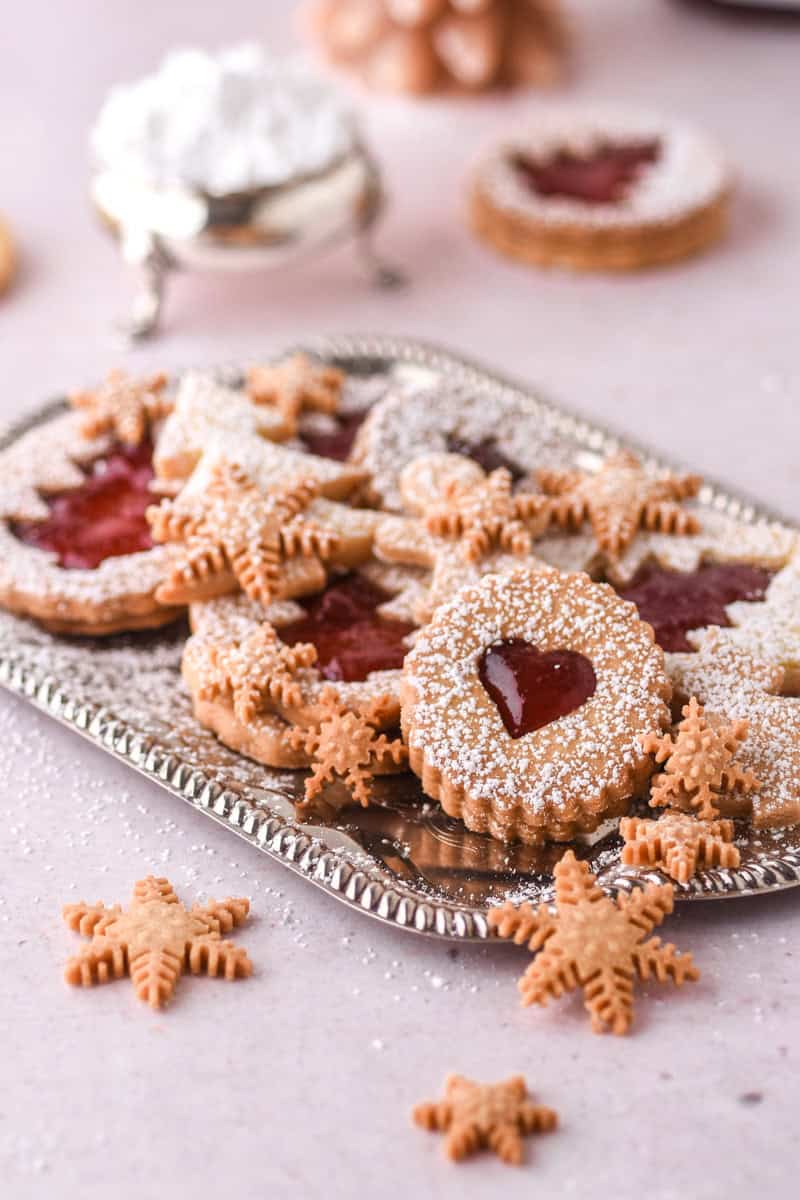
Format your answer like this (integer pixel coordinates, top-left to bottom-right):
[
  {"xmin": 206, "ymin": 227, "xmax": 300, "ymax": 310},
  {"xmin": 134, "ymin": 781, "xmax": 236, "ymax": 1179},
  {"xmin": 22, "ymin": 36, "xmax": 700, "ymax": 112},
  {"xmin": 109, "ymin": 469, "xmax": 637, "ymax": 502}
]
[{"xmin": 413, "ymin": 1074, "xmax": 557, "ymax": 1166}]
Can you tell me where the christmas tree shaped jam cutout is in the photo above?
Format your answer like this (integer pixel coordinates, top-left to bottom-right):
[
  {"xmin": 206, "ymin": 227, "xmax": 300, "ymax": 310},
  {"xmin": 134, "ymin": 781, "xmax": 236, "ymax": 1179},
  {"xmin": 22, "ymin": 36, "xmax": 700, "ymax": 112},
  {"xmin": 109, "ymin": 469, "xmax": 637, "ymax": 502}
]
[
  {"xmin": 488, "ymin": 850, "xmax": 698, "ymax": 1034},
  {"xmin": 63, "ymin": 876, "xmax": 252, "ymax": 1008},
  {"xmin": 413, "ymin": 1074, "xmax": 557, "ymax": 1166}
]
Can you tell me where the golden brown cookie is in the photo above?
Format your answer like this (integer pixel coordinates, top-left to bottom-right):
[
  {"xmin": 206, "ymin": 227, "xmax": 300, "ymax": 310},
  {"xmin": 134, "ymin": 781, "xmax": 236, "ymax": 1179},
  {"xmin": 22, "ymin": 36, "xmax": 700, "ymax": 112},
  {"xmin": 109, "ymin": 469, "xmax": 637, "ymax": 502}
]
[
  {"xmin": 401, "ymin": 568, "xmax": 671, "ymax": 843},
  {"xmin": 0, "ymin": 408, "xmax": 181, "ymax": 635},
  {"xmin": 469, "ymin": 107, "xmax": 731, "ymax": 272}
]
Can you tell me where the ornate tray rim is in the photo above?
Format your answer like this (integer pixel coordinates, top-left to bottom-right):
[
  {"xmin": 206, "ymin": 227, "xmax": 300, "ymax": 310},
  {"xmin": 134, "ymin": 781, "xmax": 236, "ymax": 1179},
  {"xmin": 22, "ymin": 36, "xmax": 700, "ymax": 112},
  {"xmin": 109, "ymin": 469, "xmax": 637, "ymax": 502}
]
[{"xmin": 2, "ymin": 333, "xmax": 799, "ymax": 942}]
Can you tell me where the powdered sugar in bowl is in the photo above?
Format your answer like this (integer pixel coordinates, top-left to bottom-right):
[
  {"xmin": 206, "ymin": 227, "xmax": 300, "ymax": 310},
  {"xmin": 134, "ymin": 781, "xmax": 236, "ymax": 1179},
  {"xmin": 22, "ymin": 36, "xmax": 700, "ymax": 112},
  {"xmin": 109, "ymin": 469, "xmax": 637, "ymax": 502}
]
[{"xmin": 90, "ymin": 44, "xmax": 399, "ymax": 339}]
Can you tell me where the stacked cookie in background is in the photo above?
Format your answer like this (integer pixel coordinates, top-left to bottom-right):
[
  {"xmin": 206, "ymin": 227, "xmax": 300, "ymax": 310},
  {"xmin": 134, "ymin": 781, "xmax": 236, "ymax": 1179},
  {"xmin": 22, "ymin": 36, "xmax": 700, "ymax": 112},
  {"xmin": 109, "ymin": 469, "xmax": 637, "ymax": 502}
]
[{"xmin": 1, "ymin": 353, "xmax": 798, "ymax": 874}]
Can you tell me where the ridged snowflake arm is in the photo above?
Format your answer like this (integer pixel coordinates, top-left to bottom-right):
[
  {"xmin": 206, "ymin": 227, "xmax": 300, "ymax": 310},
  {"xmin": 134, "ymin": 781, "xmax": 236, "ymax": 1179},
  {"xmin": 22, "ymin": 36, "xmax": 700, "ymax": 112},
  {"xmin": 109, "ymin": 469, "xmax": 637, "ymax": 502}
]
[
  {"xmin": 583, "ymin": 964, "xmax": 635, "ymax": 1035},
  {"xmin": 686, "ymin": 782, "xmax": 721, "ymax": 821},
  {"xmin": 488, "ymin": 1125, "xmax": 525, "ymax": 1166},
  {"xmin": 642, "ymin": 498, "xmax": 701, "ymax": 536},
  {"xmin": 641, "ymin": 729, "xmax": 676, "ymax": 764},
  {"xmin": 193, "ymin": 897, "xmax": 251, "ymax": 936},
  {"xmin": 553, "ymin": 851, "xmax": 606, "ymax": 908},
  {"xmin": 536, "ymin": 467, "xmax": 584, "ymax": 498},
  {"xmin": 664, "ymin": 842, "xmax": 698, "ymax": 885},
  {"xmin": 518, "ymin": 1101, "xmax": 559, "ymax": 1135},
  {"xmin": 412, "ymin": 1100, "xmax": 453, "ymax": 1133},
  {"xmin": 517, "ymin": 947, "xmax": 579, "ymax": 1007},
  {"xmin": 166, "ymin": 537, "xmax": 228, "ymax": 593},
  {"xmin": 129, "ymin": 947, "xmax": 183, "ymax": 1008},
  {"xmin": 186, "ymin": 936, "xmax": 253, "ymax": 980},
  {"xmin": 369, "ymin": 732, "xmax": 409, "ymax": 771},
  {"xmin": 487, "ymin": 900, "xmax": 557, "ymax": 951},
  {"xmin": 720, "ymin": 764, "xmax": 761, "ymax": 794},
  {"xmin": 134, "ymin": 876, "xmax": 178, "ymax": 904},
  {"xmin": 147, "ymin": 496, "xmax": 208, "ymax": 544},
  {"xmin": 593, "ymin": 507, "xmax": 639, "ymax": 560},
  {"xmin": 64, "ymin": 938, "xmax": 127, "ymax": 988},
  {"xmin": 631, "ymin": 936, "xmax": 699, "ymax": 987},
  {"xmin": 280, "ymin": 517, "xmax": 339, "ymax": 560},
  {"xmin": 226, "ymin": 538, "xmax": 283, "ymax": 605},
  {"xmin": 62, "ymin": 901, "xmax": 119, "ymax": 937},
  {"xmin": 615, "ymin": 882, "xmax": 675, "ymax": 937},
  {"xmin": 446, "ymin": 1123, "xmax": 483, "ymax": 1163},
  {"xmin": 344, "ymin": 765, "xmax": 374, "ymax": 808},
  {"xmin": 497, "ymin": 519, "xmax": 533, "ymax": 557}
]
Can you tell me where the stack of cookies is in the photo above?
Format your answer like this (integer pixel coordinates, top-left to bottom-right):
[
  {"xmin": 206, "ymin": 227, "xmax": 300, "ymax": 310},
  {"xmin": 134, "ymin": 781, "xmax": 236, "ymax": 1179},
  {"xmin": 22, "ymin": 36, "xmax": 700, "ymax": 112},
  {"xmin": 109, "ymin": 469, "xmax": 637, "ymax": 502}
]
[{"xmin": 2, "ymin": 355, "xmax": 798, "ymax": 867}]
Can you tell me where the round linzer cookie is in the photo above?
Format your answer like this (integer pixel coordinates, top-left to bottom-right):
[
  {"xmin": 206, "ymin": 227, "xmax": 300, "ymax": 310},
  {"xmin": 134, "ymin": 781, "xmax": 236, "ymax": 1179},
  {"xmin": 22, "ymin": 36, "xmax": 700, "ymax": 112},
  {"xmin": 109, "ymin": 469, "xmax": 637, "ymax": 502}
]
[
  {"xmin": 0, "ymin": 373, "xmax": 182, "ymax": 635},
  {"xmin": 154, "ymin": 354, "xmax": 388, "ymax": 492},
  {"xmin": 469, "ymin": 107, "xmax": 731, "ymax": 272},
  {"xmin": 182, "ymin": 562, "xmax": 422, "ymax": 767},
  {"xmin": 350, "ymin": 383, "xmax": 572, "ymax": 512},
  {"xmin": 401, "ymin": 568, "xmax": 672, "ymax": 844}
]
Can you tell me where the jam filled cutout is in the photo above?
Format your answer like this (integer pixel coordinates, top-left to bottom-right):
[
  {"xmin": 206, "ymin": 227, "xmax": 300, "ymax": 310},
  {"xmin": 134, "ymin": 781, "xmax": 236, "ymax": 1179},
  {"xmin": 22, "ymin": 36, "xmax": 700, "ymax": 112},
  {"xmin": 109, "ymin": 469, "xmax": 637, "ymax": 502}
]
[
  {"xmin": 446, "ymin": 435, "xmax": 525, "ymax": 482},
  {"xmin": 279, "ymin": 574, "xmax": 415, "ymax": 683},
  {"xmin": 512, "ymin": 139, "xmax": 660, "ymax": 206},
  {"xmin": 12, "ymin": 441, "xmax": 155, "ymax": 570},
  {"xmin": 479, "ymin": 638, "xmax": 597, "ymax": 738},
  {"xmin": 617, "ymin": 563, "xmax": 773, "ymax": 653},
  {"xmin": 299, "ymin": 410, "xmax": 369, "ymax": 462}
]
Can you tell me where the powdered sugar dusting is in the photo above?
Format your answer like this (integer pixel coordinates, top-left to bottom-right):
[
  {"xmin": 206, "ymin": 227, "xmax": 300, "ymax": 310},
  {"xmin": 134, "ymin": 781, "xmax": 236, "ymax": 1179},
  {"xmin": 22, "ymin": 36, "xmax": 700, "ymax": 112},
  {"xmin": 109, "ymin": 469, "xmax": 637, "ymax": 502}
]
[
  {"xmin": 403, "ymin": 569, "xmax": 671, "ymax": 827},
  {"xmin": 476, "ymin": 106, "xmax": 730, "ymax": 229}
]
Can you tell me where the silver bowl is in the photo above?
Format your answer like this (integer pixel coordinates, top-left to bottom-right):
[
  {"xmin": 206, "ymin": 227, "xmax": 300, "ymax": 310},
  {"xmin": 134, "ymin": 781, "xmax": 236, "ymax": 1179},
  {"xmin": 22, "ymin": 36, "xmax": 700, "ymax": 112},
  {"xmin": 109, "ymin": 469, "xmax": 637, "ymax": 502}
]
[{"xmin": 91, "ymin": 141, "xmax": 402, "ymax": 340}]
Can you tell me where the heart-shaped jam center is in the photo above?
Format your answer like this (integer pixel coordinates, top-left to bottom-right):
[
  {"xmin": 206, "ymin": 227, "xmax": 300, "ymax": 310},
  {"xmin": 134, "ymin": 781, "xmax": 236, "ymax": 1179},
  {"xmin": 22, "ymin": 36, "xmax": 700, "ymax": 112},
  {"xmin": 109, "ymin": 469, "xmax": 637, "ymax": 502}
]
[
  {"xmin": 11, "ymin": 441, "xmax": 156, "ymax": 570},
  {"xmin": 512, "ymin": 139, "xmax": 660, "ymax": 206},
  {"xmin": 617, "ymin": 563, "xmax": 773, "ymax": 652},
  {"xmin": 479, "ymin": 638, "xmax": 597, "ymax": 738},
  {"xmin": 279, "ymin": 574, "xmax": 415, "ymax": 683}
]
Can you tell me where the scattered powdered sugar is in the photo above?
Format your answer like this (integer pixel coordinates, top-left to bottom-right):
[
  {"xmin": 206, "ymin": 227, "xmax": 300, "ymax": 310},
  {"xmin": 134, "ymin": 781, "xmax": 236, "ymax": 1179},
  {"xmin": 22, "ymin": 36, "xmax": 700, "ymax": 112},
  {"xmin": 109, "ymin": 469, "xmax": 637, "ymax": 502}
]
[
  {"xmin": 91, "ymin": 44, "xmax": 356, "ymax": 195},
  {"xmin": 475, "ymin": 105, "xmax": 730, "ymax": 229},
  {"xmin": 403, "ymin": 569, "xmax": 671, "ymax": 823}
]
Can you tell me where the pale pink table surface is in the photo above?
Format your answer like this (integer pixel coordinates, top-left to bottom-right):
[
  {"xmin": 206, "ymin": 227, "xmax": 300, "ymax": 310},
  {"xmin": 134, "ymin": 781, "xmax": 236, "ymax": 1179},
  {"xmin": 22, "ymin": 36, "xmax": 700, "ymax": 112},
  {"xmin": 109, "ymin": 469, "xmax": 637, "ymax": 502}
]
[{"xmin": 1, "ymin": 3, "xmax": 799, "ymax": 1197}]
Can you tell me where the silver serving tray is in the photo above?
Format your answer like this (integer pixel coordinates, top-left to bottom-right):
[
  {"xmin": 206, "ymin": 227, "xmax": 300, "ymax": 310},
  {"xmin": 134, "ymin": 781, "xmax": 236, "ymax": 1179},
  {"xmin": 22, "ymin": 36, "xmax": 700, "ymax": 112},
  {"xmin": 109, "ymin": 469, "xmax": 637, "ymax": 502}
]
[{"xmin": 2, "ymin": 335, "xmax": 799, "ymax": 941}]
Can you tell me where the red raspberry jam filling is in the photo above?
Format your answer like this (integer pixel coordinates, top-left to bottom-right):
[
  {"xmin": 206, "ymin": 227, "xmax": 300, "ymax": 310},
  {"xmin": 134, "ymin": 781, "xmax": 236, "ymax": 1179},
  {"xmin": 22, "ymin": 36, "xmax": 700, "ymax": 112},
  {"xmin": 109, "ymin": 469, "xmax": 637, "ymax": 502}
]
[
  {"xmin": 299, "ymin": 410, "xmax": 369, "ymax": 462},
  {"xmin": 279, "ymin": 574, "xmax": 415, "ymax": 683},
  {"xmin": 446, "ymin": 434, "xmax": 525, "ymax": 482},
  {"xmin": 617, "ymin": 563, "xmax": 773, "ymax": 653},
  {"xmin": 512, "ymin": 139, "xmax": 660, "ymax": 206},
  {"xmin": 12, "ymin": 441, "xmax": 155, "ymax": 570},
  {"xmin": 479, "ymin": 638, "xmax": 597, "ymax": 738}
]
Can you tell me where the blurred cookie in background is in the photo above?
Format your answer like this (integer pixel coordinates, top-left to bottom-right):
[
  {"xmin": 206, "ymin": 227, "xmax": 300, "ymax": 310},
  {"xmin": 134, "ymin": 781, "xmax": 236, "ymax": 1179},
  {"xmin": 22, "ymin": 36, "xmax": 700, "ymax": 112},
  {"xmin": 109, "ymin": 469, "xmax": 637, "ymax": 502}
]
[{"xmin": 0, "ymin": 217, "xmax": 15, "ymax": 294}]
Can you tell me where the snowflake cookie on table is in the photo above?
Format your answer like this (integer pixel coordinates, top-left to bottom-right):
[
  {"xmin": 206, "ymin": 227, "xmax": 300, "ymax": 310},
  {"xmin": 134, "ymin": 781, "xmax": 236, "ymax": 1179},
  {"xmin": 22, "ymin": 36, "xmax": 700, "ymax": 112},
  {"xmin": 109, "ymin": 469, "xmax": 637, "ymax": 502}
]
[
  {"xmin": 63, "ymin": 876, "xmax": 252, "ymax": 1009},
  {"xmin": 413, "ymin": 1074, "xmax": 557, "ymax": 1167},
  {"xmin": 489, "ymin": 850, "xmax": 699, "ymax": 1034}
]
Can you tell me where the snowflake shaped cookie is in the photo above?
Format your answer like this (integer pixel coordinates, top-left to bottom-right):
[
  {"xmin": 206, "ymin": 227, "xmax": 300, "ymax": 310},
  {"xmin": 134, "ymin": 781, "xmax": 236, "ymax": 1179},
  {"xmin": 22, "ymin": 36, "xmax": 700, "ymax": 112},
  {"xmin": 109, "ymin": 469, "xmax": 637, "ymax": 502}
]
[
  {"xmin": 63, "ymin": 876, "xmax": 251, "ymax": 1008},
  {"xmin": 376, "ymin": 453, "xmax": 551, "ymax": 622},
  {"xmin": 620, "ymin": 811, "xmax": 740, "ymax": 884},
  {"xmin": 413, "ymin": 1075, "xmax": 557, "ymax": 1166},
  {"xmin": 286, "ymin": 687, "xmax": 407, "ymax": 816},
  {"xmin": 667, "ymin": 630, "xmax": 800, "ymax": 828},
  {"xmin": 642, "ymin": 696, "xmax": 759, "ymax": 820},
  {"xmin": 538, "ymin": 450, "xmax": 701, "ymax": 559},
  {"xmin": 148, "ymin": 462, "xmax": 336, "ymax": 606},
  {"xmin": 488, "ymin": 850, "xmax": 699, "ymax": 1034},
  {"xmin": 246, "ymin": 353, "xmax": 344, "ymax": 434},
  {"xmin": 70, "ymin": 369, "xmax": 171, "ymax": 446},
  {"xmin": 194, "ymin": 625, "xmax": 318, "ymax": 723}
]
